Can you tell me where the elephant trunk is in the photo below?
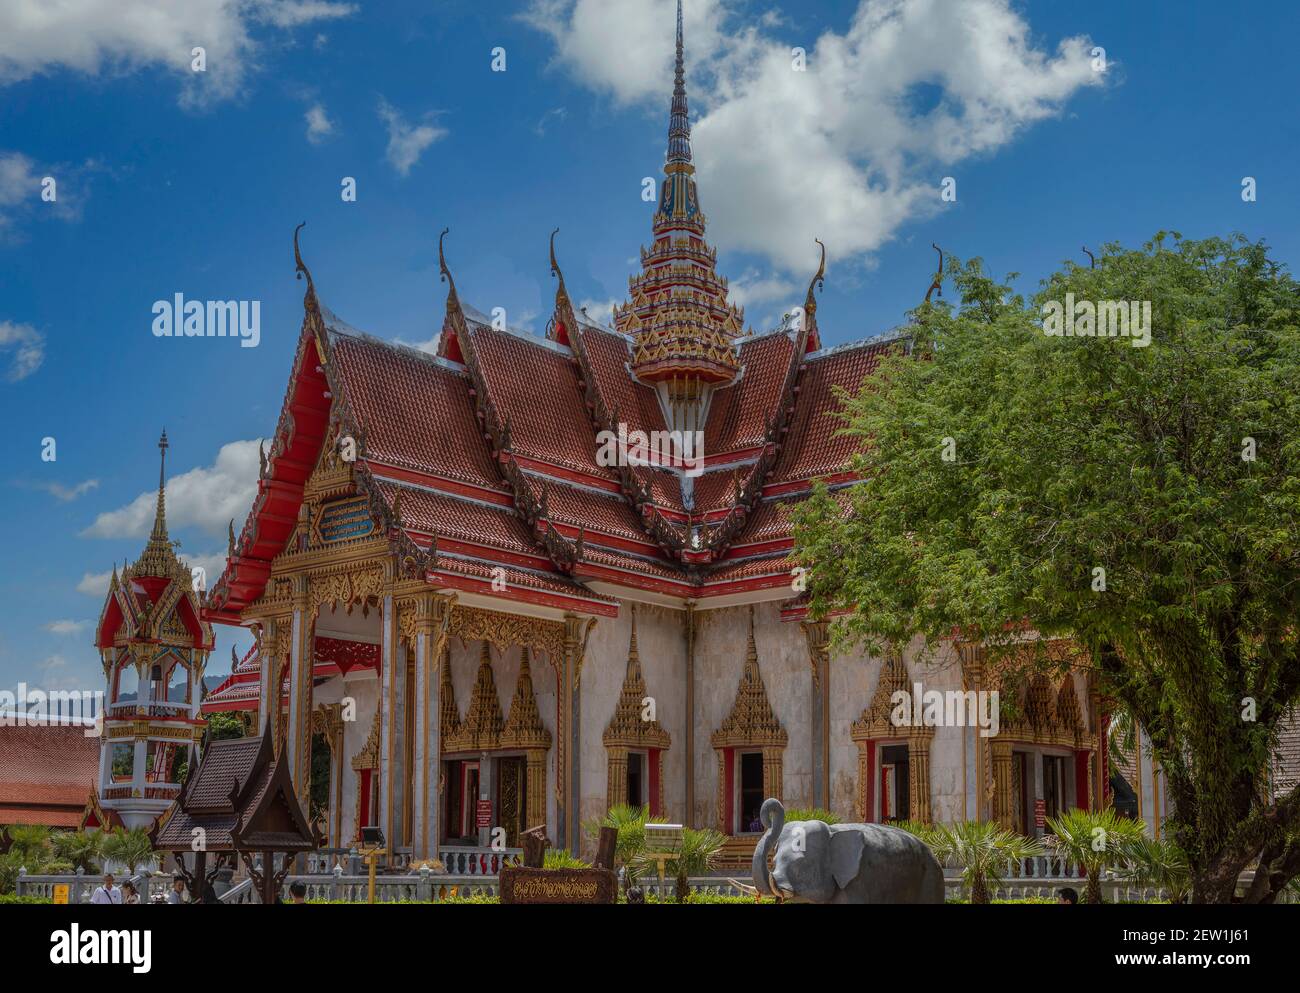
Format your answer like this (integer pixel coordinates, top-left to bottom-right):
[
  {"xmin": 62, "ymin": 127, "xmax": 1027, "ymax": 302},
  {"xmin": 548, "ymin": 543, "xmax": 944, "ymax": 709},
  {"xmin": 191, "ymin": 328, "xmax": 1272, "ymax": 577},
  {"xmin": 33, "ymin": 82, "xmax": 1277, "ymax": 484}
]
[{"xmin": 751, "ymin": 798, "xmax": 785, "ymax": 897}]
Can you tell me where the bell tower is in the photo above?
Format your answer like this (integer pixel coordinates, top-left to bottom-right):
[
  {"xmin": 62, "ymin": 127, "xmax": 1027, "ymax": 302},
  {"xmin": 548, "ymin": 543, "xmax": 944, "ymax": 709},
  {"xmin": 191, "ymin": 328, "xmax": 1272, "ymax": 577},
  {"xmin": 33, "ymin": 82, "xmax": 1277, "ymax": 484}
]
[{"xmin": 90, "ymin": 431, "xmax": 212, "ymax": 830}]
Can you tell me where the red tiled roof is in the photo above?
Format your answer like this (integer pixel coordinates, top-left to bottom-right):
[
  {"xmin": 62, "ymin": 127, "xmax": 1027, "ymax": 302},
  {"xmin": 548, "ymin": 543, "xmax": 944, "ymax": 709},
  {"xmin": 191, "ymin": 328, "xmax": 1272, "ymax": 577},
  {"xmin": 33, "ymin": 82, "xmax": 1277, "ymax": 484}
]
[
  {"xmin": 703, "ymin": 331, "xmax": 796, "ymax": 455},
  {"xmin": 467, "ymin": 325, "xmax": 616, "ymax": 482},
  {"xmin": 331, "ymin": 333, "xmax": 502, "ymax": 491},
  {"xmin": 767, "ymin": 340, "xmax": 899, "ymax": 486},
  {"xmin": 372, "ymin": 479, "xmax": 536, "ymax": 555},
  {"xmin": 0, "ymin": 723, "xmax": 99, "ymax": 826}
]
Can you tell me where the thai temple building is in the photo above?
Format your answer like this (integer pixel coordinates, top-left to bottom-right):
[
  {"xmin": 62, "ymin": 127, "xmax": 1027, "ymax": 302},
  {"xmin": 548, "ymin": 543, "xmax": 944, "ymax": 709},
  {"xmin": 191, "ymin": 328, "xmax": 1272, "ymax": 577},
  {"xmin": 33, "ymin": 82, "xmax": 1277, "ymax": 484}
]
[
  {"xmin": 86, "ymin": 3, "xmax": 1115, "ymax": 863},
  {"xmin": 83, "ymin": 432, "xmax": 212, "ymax": 832}
]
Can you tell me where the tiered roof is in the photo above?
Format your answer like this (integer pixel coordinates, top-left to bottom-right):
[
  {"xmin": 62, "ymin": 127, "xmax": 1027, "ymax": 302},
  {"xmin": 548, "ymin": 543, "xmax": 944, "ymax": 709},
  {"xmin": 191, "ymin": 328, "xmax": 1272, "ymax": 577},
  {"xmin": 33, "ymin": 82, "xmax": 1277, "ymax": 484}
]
[{"xmin": 203, "ymin": 3, "xmax": 908, "ymax": 640}]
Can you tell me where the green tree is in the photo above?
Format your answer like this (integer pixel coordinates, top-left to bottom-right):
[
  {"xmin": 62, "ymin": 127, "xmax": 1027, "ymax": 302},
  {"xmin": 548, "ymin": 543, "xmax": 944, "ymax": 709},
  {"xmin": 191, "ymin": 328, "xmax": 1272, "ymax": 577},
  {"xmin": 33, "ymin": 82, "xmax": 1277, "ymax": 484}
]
[
  {"xmin": 206, "ymin": 712, "xmax": 246, "ymax": 742},
  {"xmin": 794, "ymin": 234, "xmax": 1300, "ymax": 903},
  {"xmin": 1122, "ymin": 834, "xmax": 1191, "ymax": 903},
  {"xmin": 51, "ymin": 831, "xmax": 103, "ymax": 874},
  {"xmin": 101, "ymin": 828, "xmax": 155, "ymax": 875}
]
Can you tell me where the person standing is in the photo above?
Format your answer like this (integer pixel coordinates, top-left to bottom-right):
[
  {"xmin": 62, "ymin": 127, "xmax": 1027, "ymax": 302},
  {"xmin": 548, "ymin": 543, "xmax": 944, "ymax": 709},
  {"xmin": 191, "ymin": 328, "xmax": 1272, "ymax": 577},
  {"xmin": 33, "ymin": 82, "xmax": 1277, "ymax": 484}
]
[
  {"xmin": 90, "ymin": 873, "xmax": 122, "ymax": 905},
  {"xmin": 167, "ymin": 874, "xmax": 187, "ymax": 904},
  {"xmin": 121, "ymin": 881, "xmax": 140, "ymax": 905}
]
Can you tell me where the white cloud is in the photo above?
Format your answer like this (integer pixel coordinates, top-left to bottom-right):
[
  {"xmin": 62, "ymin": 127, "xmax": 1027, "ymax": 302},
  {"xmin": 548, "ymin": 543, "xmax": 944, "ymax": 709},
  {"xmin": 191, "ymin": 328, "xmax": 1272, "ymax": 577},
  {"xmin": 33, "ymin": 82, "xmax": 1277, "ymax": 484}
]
[
  {"xmin": 527, "ymin": 0, "xmax": 1103, "ymax": 274},
  {"xmin": 576, "ymin": 297, "xmax": 620, "ymax": 328},
  {"xmin": 178, "ymin": 548, "xmax": 230, "ymax": 593},
  {"xmin": 728, "ymin": 268, "xmax": 798, "ymax": 311},
  {"xmin": 77, "ymin": 570, "xmax": 112, "ymax": 596},
  {"xmin": 305, "ymin": 102, "xmax": 335, "ymax": 144},
  {"xmin": 0, "ymin": 0, "xmax": 356, "ymax": 107},
  {"xmin": 44, "ymin": 619, "xmax": 90, "ymax": 636},
  {"xmin": 377, "ymin": 98, "xmax": 446, "ymax": 176},
  {"xmin": 81, "ymin": 437, "xmax": 263, "ymax": 540},
  {"xmin": 534, "ymin": 106, "xmax": 568, "ymax": 137},
  {"xmin": 0, "ymin": 319, "xmax": 45, "ymax": 381},
  {"xmin": 29, "ymin": 478, "xmax": 100, "ymax": 502}
]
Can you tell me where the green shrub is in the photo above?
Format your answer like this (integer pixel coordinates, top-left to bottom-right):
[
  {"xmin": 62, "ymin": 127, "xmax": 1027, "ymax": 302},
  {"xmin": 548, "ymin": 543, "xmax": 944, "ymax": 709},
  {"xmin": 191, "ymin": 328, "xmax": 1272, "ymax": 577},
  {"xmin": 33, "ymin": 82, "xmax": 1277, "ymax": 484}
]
[
  {"xmin": 782, "ymin": 808, "xmax": 840, "ymax": 825},
  {"xmin": 542, "ymin": 849, "xmax": 591, "ymax": 870}
]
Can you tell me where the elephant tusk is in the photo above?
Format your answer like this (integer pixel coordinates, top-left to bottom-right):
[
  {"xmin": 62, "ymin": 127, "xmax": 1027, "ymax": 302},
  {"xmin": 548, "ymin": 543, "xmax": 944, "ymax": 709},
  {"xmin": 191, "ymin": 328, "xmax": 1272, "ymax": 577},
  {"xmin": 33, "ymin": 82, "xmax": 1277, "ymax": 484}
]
[{"xmin": 728, "ymin": 878, "xmax": 760, "ymax": 898}]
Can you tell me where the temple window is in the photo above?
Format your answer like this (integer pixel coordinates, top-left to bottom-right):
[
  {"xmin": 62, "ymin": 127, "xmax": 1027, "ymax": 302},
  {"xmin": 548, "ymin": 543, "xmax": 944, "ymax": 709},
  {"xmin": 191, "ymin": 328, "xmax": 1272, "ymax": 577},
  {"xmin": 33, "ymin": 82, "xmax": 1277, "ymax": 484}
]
[
  {"xmin": 851, "ymin": 654, "xmax": 933, "ymax": 823},
  {"xmin": 737, "ymin": 751, "xmax": 765, "ymax": 833},
  {"xmin": 110, "ymin": 742, "xmax": 134, "ymax": 783},
  {"xmin": 879, "ymin": 744, "xmax": 911, "ymax": 822},
  {"xmin": 603, "ymin": 610, "xmax": 670, "ymax": 818},
  {"xmin": 114, "ymin": 662, "xmax": 139, "ymax": 704},
  {"xmin": 145, "ymin": 741, "xmax": 186, "ymax": 784},
  {"xmin": 626, "ymin": 751, "xmax": 645, "ymax": 808},
  {"xmin": 710, "ymin": 607, "xmax": 787, "ymax": 836}
]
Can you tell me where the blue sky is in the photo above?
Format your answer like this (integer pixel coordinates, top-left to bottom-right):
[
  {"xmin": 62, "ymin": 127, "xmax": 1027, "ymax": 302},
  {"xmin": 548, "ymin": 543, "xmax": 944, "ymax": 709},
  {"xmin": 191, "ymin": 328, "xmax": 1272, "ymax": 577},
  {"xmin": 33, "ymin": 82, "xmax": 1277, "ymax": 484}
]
[{"xmin": 0, "ymin": 0, "xmax": 1296, "ymax": 696}]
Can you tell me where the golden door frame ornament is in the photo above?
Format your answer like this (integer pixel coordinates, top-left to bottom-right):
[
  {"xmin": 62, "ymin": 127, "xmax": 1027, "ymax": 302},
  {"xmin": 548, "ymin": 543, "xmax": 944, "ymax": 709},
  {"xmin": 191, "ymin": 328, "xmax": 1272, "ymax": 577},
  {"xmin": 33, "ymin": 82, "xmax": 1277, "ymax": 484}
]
[
  {"xmin": 850, "ymin": 652, "xmax": 935, "ymax": 823},
  {"xmin": 710, "ymin": 607, "xmax": 787, "ymax": 835},
  {"xmin": 603, "ymin": 610, "xmax": 670, "ymax": 815},
  {"xmin": 958, "ymin": 640, "xmax": 1101, "ymax": 829},
  {"xmin": 442, "ymin": 642, "xmax": 552, "ymax": 831}
]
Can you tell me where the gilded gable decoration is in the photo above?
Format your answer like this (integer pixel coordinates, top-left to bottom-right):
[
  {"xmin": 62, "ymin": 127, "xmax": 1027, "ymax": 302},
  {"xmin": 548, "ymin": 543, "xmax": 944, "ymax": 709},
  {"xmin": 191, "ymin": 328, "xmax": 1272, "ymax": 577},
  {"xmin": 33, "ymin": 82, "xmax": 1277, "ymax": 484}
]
[
  {"xmin": 444, "ymin": 642, "xmax": 505, "ymax": 753},
  {"xmin": 501, "ymin": 648, "xmax": 552, "ymax": 751},
  {"xmin": 711, "ymin": 608, "xmax": 787, "ymax": 750},
  {"xmin": 604, "ymin": 611, "xmax": 670, "ymax": 751}
]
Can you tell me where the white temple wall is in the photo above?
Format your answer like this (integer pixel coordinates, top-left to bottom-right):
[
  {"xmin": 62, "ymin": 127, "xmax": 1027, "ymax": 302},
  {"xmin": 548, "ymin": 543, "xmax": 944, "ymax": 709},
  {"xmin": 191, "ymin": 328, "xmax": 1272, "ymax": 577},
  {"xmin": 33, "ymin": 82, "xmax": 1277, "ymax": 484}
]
[
  {"xmin": 692, "ymin": 601, "xmax": 814, "ymax": 827},
  {"xmin": 578, "ymin": 603, "xmax": 688, "ymax": 831}
]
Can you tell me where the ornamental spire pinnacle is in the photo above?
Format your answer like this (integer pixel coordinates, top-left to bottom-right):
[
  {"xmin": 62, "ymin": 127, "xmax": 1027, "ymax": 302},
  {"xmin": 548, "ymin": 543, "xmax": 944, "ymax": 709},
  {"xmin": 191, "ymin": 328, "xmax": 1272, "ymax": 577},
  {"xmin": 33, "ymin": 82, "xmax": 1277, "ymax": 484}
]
[
  {"xmin": 129, "ymin": 430, "xmax": 187, "ymax": 581},
  {"xmin": 667, "ymin": 0, "xmax": 692, "ymax": 170},
  {"xmin": 150, "ymin": 429, "xmax": 169, "ymax": 544}
]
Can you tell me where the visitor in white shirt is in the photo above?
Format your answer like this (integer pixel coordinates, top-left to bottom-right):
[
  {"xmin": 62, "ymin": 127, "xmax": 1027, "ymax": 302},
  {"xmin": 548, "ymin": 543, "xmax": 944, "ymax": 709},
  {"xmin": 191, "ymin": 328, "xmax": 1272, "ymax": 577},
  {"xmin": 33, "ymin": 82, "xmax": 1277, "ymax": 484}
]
[{"xmin": 90, "ymin": 873, "xmax": 122, "ymax": 905}]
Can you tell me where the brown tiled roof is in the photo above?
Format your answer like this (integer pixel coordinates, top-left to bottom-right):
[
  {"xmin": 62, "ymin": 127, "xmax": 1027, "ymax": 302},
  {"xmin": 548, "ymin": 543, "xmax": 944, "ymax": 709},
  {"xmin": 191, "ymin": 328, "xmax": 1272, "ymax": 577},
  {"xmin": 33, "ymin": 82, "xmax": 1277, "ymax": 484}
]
[
  {"xmin": 468, "ymin": 325, "xmax": 616, "ymax": 481},
  {"xmin": 703, "ymin": 331, "xmax": 796, "ymax": 455},
  {"xmin": 767, "ymin": 340, "xmax": 899, "ymax": 486},
  {"xmin": 434, "ymin": 554, "xmax": 619, "ymax": 604},
  {"xmin": 0, "ymin": 723, "xmax": 99, "ymax": 827},
  {"xmin": 529, "ymin": 478, "xmax": 650, "ymax": 545},
  {"xmin": 331, "ymin": 333, "xmax": 502, "ymax": 491},
  {"xmin": 372, "ymin": 480, "xmax": 535, "ymax": 555}
]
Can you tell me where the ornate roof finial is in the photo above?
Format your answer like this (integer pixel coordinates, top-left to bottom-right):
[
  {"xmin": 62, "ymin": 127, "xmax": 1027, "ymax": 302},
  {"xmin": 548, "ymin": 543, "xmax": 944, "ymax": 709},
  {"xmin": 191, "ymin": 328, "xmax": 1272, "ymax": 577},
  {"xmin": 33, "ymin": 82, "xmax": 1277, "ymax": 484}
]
[
  {"xmin": 629, "ymin": 604, "xmax": 639, "ymax": 658},
  {"xmin": 151, "ymin": 429, "xmax": 170, "ymax": 544},
  {"xmin": 130, "ymin": 430, "xmax": 186, "ymax": 580},
  {"xmin": 1082, "ymin": 245, "xmax": 1096, "ymax": 269},
  {"xmin": 294, "ymin": 222, "xmax": 316, "ymax": 303},
  {"xmin": 925, "ymin": 243, "xmax": 944, "ymax": 304},
  {"xmin": 438, "ymin": 227, "xmax": 459, "ymax": 305},
  {"xmin": 805, "ymin": 239, "xmax": 826, "ymax": 315},
  {"xmin": 668, "ymin": 0, "xmax": 692, "ymax": 169}
]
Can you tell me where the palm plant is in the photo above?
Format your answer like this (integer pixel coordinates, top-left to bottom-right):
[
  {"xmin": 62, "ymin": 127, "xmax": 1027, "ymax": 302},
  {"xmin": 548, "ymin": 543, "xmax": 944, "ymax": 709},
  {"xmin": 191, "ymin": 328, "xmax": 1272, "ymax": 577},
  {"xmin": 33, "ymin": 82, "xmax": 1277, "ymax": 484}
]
[
  {"xmin": 542, "ymin": 849, "xmax": 591, "ymax": 870},
  {"xmin": 912, "ymin": 820, "xmax": 1044, "ymax": 904},
  {"xmin": 101, "ymin": 827, "xmax": 155, "ymax": 876},
  {"xmin": 3, "ymin": 824, "xmax": 53, "ymax": 864},
  {"xmin": 51, "ymin": 831, "xmax": 103, "ymax": 874},
  {"xmin": 633, "ymin": 827, "xmax": 725, "ymax": 903},
  {"xmin": 1045, "ymin": 807, "xmax": 1146, "ymax": 904},
  {"xmin": 1121, "ymin": 834, "xmax": 1189, "ymax": 903},
  {"xmin": 582, "ymin": 805, "xmax": 666, "ymax": 886}
]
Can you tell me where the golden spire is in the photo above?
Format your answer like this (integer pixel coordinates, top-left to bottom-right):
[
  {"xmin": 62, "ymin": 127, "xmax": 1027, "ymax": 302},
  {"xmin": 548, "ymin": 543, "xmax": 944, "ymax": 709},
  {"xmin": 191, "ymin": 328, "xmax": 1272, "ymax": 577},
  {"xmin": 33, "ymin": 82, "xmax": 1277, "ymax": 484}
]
[{"xmin": 128, "ymin": 431, "xmax": 188, "ymax": 580}]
